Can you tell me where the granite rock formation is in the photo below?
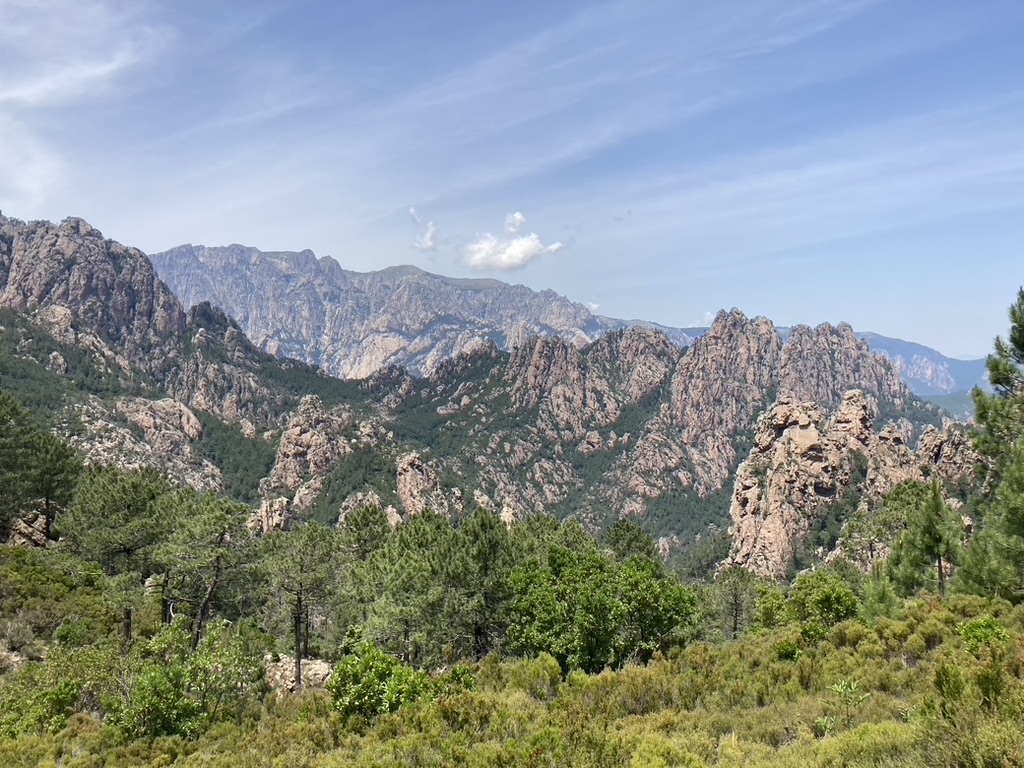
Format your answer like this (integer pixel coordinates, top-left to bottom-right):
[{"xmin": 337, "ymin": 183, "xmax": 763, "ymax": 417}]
[{"xmin": 726, "ymin": 391, "xmax": 976, "ymax": 579}]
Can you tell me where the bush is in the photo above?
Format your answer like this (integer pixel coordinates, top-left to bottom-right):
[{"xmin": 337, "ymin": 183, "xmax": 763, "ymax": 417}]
[{"xmin": 327, "ymin": 642, "xmax": 472, "ymax": 722}]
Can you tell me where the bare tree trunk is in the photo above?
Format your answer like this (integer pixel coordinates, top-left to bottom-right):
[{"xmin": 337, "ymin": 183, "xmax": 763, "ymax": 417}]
[
  {"xmin": 122, "ymin": 606, "xmax": 134, "ymax": 647},
  {"xmin": 192, "ymin": 554, "xmax": 223, "ymax": 651},
  {"xmin": 293, "ymin": 591, "xmax": 304, "ymax": 691}
]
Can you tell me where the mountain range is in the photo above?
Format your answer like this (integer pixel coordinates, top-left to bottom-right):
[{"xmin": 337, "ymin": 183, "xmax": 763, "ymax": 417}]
[
  {"xmin": 148, "ymin": 244, "xmax": 985, "ymax": 399},
  {"xmin": 0, "ymin": 213, "xmax": 979, "ymax": 575}
]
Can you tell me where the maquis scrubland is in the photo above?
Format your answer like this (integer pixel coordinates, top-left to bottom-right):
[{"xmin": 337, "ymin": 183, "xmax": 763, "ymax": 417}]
[{"xmin": 3, "ymin": 284, "xmax": 1024, "ymax": 767}]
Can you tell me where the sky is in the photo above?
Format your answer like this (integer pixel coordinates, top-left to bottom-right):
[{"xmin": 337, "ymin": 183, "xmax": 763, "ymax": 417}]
[{"xmin": 2, "ymin": 1, "xmax": 1024, "ymax": 359}]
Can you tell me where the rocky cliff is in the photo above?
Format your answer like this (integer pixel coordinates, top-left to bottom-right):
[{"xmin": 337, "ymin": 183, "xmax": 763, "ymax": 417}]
[
  {"xmin": 149, "ymin": 244, "xmax": 626, "ymax": 379},
  {"xmin": 0, "ymin": 211, "xmax": 961, "ymax": 569},
  {"xmin": 0, "ymin": 214, "xmax": 364, "ymax": 431},
  {"xmin": 726, "ymin": 390, "xmax": 976, "ymax": 579},
  {"xmin": 0, "ymin": 213, "xmax": 373, "ymax": 502},
  {"xmin": 339, "ymin": 310, "xmax": 936, "ymax": 555}
]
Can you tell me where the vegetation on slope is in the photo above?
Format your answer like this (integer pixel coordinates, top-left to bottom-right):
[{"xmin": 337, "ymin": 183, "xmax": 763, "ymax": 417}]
[{"xmin": 1, "ymin": 288, "xmax": 1024, "ymax": 765}]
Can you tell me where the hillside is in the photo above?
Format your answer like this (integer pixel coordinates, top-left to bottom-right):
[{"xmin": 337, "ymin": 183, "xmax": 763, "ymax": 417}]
[{"xmin": 0, "ymin": 213, "xmax": 977, "ymax": 575}]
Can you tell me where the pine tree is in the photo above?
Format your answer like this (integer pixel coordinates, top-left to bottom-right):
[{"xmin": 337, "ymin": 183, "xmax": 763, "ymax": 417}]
[
  {"xmin": 262, "ymin": 522, "xmax": 342, "ymax": 689},
  {"xmin": 973, "ymin": 287, "xmax": 1024, "ymax": 476},
  {"xmin": 889, "ymin": 479, "xmax": 961, "ymax": 597},
  {"xmin": 957, "ymin": 288, "xmax": 1024, "ymax": 600}
]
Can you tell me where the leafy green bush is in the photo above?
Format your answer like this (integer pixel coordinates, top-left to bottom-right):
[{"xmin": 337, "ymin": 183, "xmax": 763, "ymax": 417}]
[{"xmin": 327, "ymin": 642, "xmax": 472, "ymax": 722}]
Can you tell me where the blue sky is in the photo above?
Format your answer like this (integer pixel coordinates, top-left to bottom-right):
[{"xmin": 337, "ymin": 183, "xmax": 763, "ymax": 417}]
[{"xmin": 2, "ymin": 1, "xmax": 1023, "ymax": 358}]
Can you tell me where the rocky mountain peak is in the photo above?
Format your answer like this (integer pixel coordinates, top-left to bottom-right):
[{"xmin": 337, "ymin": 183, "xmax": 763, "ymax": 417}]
[{"xmin": 0, "ymin": 214, "xmax": 186, "ymax": 363}]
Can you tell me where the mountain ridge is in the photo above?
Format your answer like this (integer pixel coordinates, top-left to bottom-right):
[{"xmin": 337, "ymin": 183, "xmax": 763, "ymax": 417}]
[
  {"xmin": 149, "ymin": 244, "xmax": 985, "ymax": 397},
  {"xmin": 0, "ymin": 211, "xmax": 974, "ymax": 575}
]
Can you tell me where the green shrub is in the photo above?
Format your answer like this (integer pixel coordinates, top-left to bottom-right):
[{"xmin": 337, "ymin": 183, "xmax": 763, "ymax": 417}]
[{"xmin": 327, "ymin": 642, "xmax": 472, "ymax": 722}]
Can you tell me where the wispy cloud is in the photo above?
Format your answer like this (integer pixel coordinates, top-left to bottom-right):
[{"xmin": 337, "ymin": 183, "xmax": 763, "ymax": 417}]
[
  {"xmin": 408, "ymin": 207, "xmax": 438, "ymax": 252},
  {"xmin": 462, "ymin": 212, "xmax": 564, "ymax": 271},
  {"xmin": 641, "ymin": 101, "xmax": 1024, "ymax": 263},
  {"xmin": 0, "ymin": 0, "xmax": 168, "ymax": 106},
  {"xmin": 413, "ymin": 221, "xmax": 438, "ymax": 252}
]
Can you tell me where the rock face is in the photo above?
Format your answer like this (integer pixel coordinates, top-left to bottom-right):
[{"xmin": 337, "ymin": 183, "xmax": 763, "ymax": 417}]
[
  {"xmin": 149, "ymin": 244, "xmax": 642, "ymax": 379},
  {"xmin": 263, "ymin": 395, "xmax": 355, "ymax": 506},
  {"xmin": 0, "ymin": 214, "xmax": 343, "ymax": 429},
  {"xmin": 0, "ymin": 216, "xmax": 185, "ymax": 360},
  {"xmin": 359, "ymin": 309, "xmax": 932, "ymax": 550},
  {"xmin": 6, "ymin": 512, "xmax": 50, "ymax": 548},
  {"xmin": 263, "ymin": 655, "xmax": 333, "ymax": 693},
  {"xmin": 68, "ymin": 396, "xmax": 223, "ymax": 492},
  {"xmin": 726, "ymin": 390, "xmax": 977, "ymax": 579},
  {"xmin": 0, "ymin": 211, "xmax": 964, "ymax": 566}
]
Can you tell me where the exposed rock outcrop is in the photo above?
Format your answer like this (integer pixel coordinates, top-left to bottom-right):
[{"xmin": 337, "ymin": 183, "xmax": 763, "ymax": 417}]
[
  {"xmin": 396, "ymin": 452, "xmax": 463, "ymax": 519},
  {"xmin": 69, "ymin": 396, "xmax": 222, "ymax": 491},
  {"xmin": 726, "ymin": 390, "xmax": 976, "ymax": 579},
  {"xmin": 264, "ymin": 655, "xmax": 333, "ymax": 693},
  {"xmin": 0, "ymin": 216, "xmax": 185, "ymax": 360},
  {"xmin": 6, "ymin": 512, "xmax": 49, "ymax": 548},
  {"xmin": 261, "ymin": 395, "xmax": 356, "ymax": 513}
]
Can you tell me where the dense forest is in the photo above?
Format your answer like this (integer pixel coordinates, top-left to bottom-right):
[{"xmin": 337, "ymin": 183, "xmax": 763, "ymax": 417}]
[{"xmin": 1, "ymin": 289, "xmax": 1024, "ymax": 767}]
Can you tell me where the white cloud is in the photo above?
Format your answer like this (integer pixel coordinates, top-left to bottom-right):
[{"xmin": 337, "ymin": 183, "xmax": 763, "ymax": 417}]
[
  {"xmin": 586, "ymin": 301, "xmax": 601, "ymax": 313},
  {"xmin": 462, "ymin": 212, "xmax": 563, "ymax": 271},
  {"xmin": 408, "ymin": 206, "xmax": 422, "ymax": 225},
  {"xmin": 504, "ymin": 211, "xmax": 527, "ymax": 234},
  {"xmin": 413, "ymin": 221, "xmax": 437, "ymax": 252}
]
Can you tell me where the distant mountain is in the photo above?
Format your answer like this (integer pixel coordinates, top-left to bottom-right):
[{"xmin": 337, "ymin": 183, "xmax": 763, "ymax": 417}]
[
  {"xmin": 150, "ymin": 245, "xmax": 623, "ymax": 379},
  {"xmin": 5, "ymin": 213, "xmax": 978, "ymax": 576},
  {"xmin": 153, "ymin": 244, "xmax": 979, "ymax": 403},
  {"xmin": 855, "ymin": 332, "xmax": 988, "ymax": 397}
]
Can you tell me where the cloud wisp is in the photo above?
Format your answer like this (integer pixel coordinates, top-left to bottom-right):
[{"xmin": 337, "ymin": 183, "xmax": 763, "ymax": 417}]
[
  {"xmin": 0, "ymin": 0, "xmax": 168, "ymax": 107},
  {"xmin": 413, "ymin": 221, "xmax": 438, "ymax": 252},
  {"xmin": 462, "ymin": 212, "xmax": 564, "ymax": 271},
  {"xmin": 409, "ymin": 207, "xmax": 438, "ymax": 252}
]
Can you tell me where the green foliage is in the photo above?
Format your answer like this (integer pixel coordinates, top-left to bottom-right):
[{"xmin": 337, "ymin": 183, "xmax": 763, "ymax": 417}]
[
  {"xmin": 821, "ymin": 679, "xmax": 870, "ymax": 730},
  {"xmin": 860, "ymin": 563, "xmax": 901, "ymax": 623},
  {"xmin": 306, "ymin": 448, "xmax": 396, "ymax": 525},
  {"xmin": 705, "ymin": 567, "xmax": 761, "ymax": 641},
  {"xmin": 151, "ymin": 490, "xmax": 257, "ymax": 646},
  {"xmin": 789, "ymin": 569, "xmax": 860, "ymax": 642},
  {"xmin": 972, "ymin": 286, "xmax": 1024, "ymax": 472},
  {"xmin": 56, "ymin": 465, "xmax": 174, "ymax": 578},
  {"xmin": 0, "ymin": 546, "xmax": 120, "ymax": 648},
  {"xmin": 358, "ymin": 512, "xmax": 474, "ymax": 667},
  {"xmin": 192, "ymin": 411, "xmax": 275, "ymax": 505},
  {"xmin": 0, "ymin": 311, "xmax": 134, "ymax": 422},
  {"xmin": 888, "ymin": 479, "xmax": 962, "ymax": 598},
  {"xmin": 508, "ymin": 546, "xmax": 697, "ymax": 673},
  {"xmin": 956, "ymin": 615, "xmax": 1009, "ymax": 657},
  {"xmin": 460, "ymin": 508, "xmax": 515, "ymax": 658},
  {"xmin": 675, "ymin": 528, "xmax": 732, "ymax": 582},
  {"xmin": 262, "ymin": 522, "xmax": 343, "ymax": 683},
  {"xmin": 326, "ymin": 642, "xmax": 471, "ymax": 722},
  {"xmin": 959, "ymin": 443, "xmax": 1024, "ymax": 602},
  {"xmin": 0, "ymin": 391, "xmax": 82, "ymax": 536},
  {"xmin": 338, "ymin": 504, "xmax": 392, "ymax": 561},
  {"xmin": 604, "ymin": 518, "xmax": 658, "ymax": 562},
  {"xmin": 108, "ymin": 620, "xmax": 266, "ymax": 740}
]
